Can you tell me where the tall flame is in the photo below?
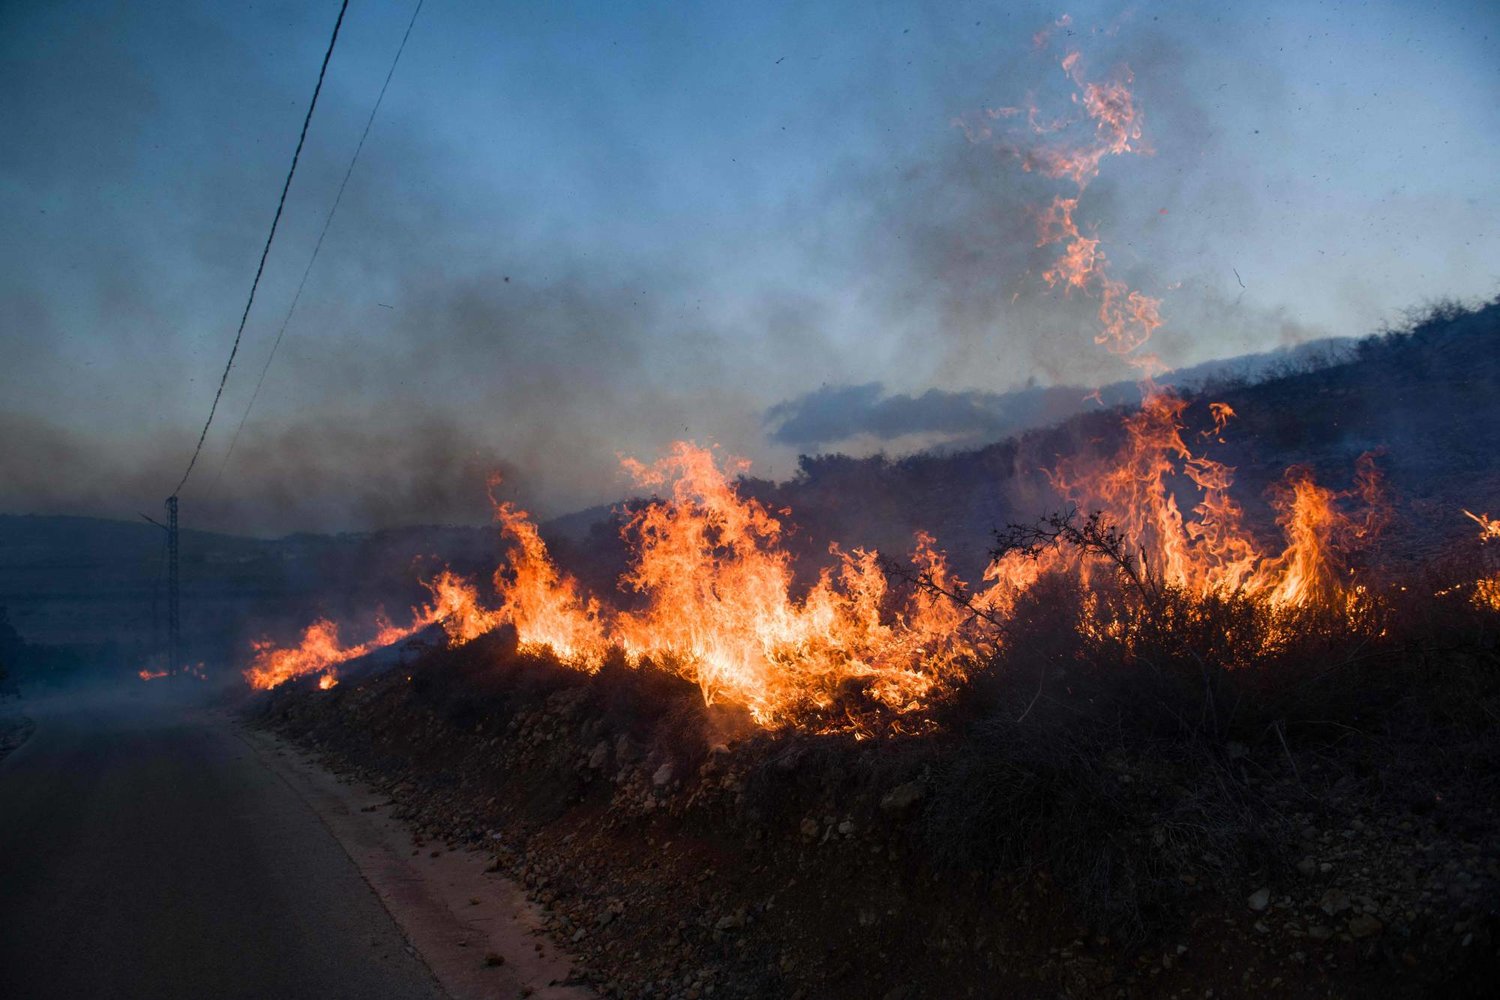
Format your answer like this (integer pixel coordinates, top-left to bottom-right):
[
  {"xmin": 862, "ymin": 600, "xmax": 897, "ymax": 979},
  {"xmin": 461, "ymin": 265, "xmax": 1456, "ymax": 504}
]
[
  {"xmin": 960, "ymin": 29, "xmax": 1385, "ymax": 622},
  {"xmin": 491, "ymin": 500, "xmax": 607, "ymax": 662},
  {"xmin": 611, "ymin": 442, "xmax": 972, "ymax": 724}
]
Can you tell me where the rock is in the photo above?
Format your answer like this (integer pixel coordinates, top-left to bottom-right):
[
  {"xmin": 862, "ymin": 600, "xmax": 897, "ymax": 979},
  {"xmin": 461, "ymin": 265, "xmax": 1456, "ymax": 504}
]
[
  {"xmin": 1247, "ymin": 888, "xmax": 1271, "ymax": 912},
  {"xmin": 880, "ymin": 781, "xmax": 926, "ymax": 813},
  {"xmin": 652, "ymin": 763, "xmax": 675, "ymax": 788},
  {"xmin": 588, "ymin": 741, "xmax": 610, "ymax": 769},
  {"xmin": 1348, "ymin": 913, "xmax": 1383, "ymax": 939},
  {"xmin": 1319, "ymin": 889, "xmax": 1352, "ymax": 916},
  {"xmin": 484, "ymin": 952, "xmax": 506, "ymax": 967},
  {"xmin": 1297, "ymin": 857, "xmax": 1318, "ymax": 876},
  {"xmin": 615, "ymin": 734, "xmax": 640, "ymax": 763},
  {"xmin": 799, "ymin": 817, "xmax": 819, "ymax": 838},
  {"xmin": 1308, "ymin": 925, "xmax": 1333, "ymax": 941}
]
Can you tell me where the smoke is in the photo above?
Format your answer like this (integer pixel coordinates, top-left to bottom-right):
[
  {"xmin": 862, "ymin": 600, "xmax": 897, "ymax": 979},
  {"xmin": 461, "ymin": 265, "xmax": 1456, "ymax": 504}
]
[{"xmin": 4, "ymin": 2, "xmax": 1493, "ymax": 535}]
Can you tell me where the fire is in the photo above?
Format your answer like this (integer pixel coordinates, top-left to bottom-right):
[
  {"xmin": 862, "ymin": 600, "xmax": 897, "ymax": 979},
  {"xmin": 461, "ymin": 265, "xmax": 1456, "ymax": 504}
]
[
  {"xmin": 971, "ymin": 399, "xmax": 1385, "ymax": 630},
  {"xmin": 491, "ymin": 500, "xmax": 606, "ymax": 663},
  {"xmin": 1466, "ymin": 511, "xmax": 1500, "ymax": 611},
  {"xmin": 245, "ymin": 20, "xmax": 1397, "ymax": 732},
  {"xmin": 242, "ymin": 572, "xmax": 500, "ymax": 690},
  {"xmin": 961, "ymin": 27, "xmax": 1386, "ymax": 630},
  {"xmin": 611, "ymin": 443, "xmax": 973, "ymax": 724},
  {"xmin": 137, "ymin": 662, "xmax": 206, "ymax": 682},
  {"xmin": 1465, "ymin": 510, "xmax": 1500, "ymax": 542},
  {"xmin": 245, "ymin": 443, "xmax": 978, "ymax": 728}
]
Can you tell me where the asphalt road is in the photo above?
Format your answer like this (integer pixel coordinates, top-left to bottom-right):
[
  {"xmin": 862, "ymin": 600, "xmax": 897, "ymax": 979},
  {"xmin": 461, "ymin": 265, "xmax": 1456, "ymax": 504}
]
[{"xmin": 0, "ymin": 687, "xmax": 449, "ymax": 1000}]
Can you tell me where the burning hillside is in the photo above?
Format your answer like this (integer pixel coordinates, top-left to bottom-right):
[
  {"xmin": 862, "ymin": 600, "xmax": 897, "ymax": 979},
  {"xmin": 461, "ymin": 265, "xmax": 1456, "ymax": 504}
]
[
  {"xmin": 249, "ymin": 30, "xmax": 1400, "ymax": 735},
  {"xmin": 241, "ymin": 21, "xmax": 1500, "ymax": 1000}
]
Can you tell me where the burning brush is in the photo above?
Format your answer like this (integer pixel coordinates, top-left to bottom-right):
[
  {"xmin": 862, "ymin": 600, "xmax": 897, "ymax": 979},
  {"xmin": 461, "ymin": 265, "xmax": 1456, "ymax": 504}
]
[{"xmin": 246, "ymin": 24, "xmax": 1398, "ymax": 735}]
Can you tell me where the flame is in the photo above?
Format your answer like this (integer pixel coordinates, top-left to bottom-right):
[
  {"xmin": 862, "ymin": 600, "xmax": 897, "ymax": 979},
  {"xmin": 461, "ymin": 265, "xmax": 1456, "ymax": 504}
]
[
  {"xmin": 138, "ymin": 662, "xmax": 206, "ymax": 682},
  {"xmin": 491, "ymin": 501, "xmax": 606, "ymax": 663},
  {"xmin": 1466, "ymin": 511, "xmax": 1500, "ymax": 611},
  {"xmin": 971, "ymin": 398, "xmax": 1385, "ymax": 626},
  {"xmin": 244, "ymin": 443, "xmax": 977, "ymax": 729},
  {"xmin": 1465, "ymin": 510, "xmax": 1500, "ymax": 542},
  {"xmin": 245, "ymin": 20, "xmax": 1396, "ymax": 731},
  {"xmin": 963, "ymin": 29, "xmax": 1386, "ymax": 629},
  {"xmin": 243, "ymin": 572, "xmax": 500, "ymax": 690},
  {"xmin": 611, "ymin": 443, "xmax": 973, "ymax": 724}
]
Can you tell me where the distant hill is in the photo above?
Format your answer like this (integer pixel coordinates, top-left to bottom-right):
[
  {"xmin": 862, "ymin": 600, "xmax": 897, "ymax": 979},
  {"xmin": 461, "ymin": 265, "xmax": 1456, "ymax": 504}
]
[
  {"xmin": 0, "ymin": 515, "xmax": 507, "ymax": 671},
  {"xmin": 762, "ymin": 335, "xmax": 1358, "ymax": 452}
]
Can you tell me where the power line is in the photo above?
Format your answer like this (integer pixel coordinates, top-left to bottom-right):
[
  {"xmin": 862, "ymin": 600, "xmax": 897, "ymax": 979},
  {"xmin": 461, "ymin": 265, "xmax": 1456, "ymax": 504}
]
[
  {"xmin": 211, "ymin": 0, "xmax": 426, "ymax": 496},
  {"xmin": 172, "ymin": 0, "xmax": 351, "ymax": 497}
]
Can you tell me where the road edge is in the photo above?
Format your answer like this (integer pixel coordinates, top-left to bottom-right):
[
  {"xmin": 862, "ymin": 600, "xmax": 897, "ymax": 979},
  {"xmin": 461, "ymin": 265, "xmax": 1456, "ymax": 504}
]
[{"xmin": 232, "ymin": 714, "xmax": 594, "ymax": 1000}]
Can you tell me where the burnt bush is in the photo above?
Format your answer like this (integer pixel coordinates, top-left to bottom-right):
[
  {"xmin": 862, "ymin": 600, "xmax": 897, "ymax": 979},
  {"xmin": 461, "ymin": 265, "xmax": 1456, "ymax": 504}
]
[{"xmin": 915, "ymin": 507, "xmax": 1500, "ymax": 941}]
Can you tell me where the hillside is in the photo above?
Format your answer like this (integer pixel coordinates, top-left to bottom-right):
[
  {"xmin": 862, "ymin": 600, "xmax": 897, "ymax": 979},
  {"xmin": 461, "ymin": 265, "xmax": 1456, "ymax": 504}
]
[
  {"xmin": 5, "ymin": 299, "xmax": 1496, "ymax": 681},
  {"xmin": 561, "ymin": 298, "xmax": 1500, "ymax": 593},
  {"xmin": 247, "ymin": 299, "xmax": 1500, "ymax": 1000}
]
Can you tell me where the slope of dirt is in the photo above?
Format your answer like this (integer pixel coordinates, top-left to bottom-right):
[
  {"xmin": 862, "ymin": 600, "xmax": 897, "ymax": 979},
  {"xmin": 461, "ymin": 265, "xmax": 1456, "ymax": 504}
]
[
  {"xmin": 250, "ymin": 631, "xmax": 1500, "ymax": 1000},
  {"xmin": 0, "ymin": 711, "xmax": 32, "ymax": 764},
  {"xmin": 237, "ymin": 720, "xmax": 591, "ymax": 1000}
]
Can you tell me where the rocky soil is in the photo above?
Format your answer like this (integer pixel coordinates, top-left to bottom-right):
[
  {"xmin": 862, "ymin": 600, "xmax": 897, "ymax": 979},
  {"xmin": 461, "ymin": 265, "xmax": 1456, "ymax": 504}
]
[{"xmin": 249, "ymin": 632, "xmax": 1499, "ymax": 1000}]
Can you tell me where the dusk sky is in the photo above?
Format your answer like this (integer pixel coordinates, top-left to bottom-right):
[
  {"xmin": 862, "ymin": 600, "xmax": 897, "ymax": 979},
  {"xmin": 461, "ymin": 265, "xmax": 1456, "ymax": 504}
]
[{"xmin": 2, "ymin": 0, "xmax": 1496, "ymax": 534}]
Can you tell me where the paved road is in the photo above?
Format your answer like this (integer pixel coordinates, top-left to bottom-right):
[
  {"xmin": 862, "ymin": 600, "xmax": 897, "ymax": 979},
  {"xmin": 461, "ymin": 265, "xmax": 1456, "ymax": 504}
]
[{"xmin": 0, "ymin": 688, "xmax": 448, "ymax": 1000}]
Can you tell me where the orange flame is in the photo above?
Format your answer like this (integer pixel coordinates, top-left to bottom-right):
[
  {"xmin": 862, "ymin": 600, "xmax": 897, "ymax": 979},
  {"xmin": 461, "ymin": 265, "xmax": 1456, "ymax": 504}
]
[
  {"xmin": 1465, "ymin": 509, "xmax": 1500, "ymax": 543},
  {"xmin": 245, "ymin": 443, "xmax": 978, "ymax": 729},
  {"xmin": 610, "ymin": 443, "xmax": 973, "ymax": 724},
  {"xmin": 243, "ymin": 572, "xmax": 500, "ymax": 690},
  {"xmin": 491, "ymin": 501, "xmax": 606, "ymax": 663},
  {"xmin": 1466, "ymin": 511, "xmax": 1500, "ymax": 611}
]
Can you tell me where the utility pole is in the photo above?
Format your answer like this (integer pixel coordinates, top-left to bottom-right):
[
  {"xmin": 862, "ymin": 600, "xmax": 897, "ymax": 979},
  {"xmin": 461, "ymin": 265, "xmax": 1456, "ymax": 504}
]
[{"xmin": 166, "ymin": 495, "xmax": 180, "ymax": 675}]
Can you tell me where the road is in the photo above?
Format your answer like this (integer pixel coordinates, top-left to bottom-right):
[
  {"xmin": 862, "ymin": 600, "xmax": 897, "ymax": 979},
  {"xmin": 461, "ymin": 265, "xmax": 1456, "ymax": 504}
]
[{"xmin": 0, "ymin": 687, "xmax": 449, "ymax": 1000}]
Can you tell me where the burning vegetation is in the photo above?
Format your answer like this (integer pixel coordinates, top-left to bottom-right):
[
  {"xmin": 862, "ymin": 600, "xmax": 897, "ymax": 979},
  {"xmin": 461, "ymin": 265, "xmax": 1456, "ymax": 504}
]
[
  {"xmin": 1467, "ymin": 511, "xmax": 1500, "ymax": 611},
  {"xmin": 246, "ymin": 31, "xmax": 1418, "ymax": 738},
  {"xmin": 241, "ymin": 21, "xmax": 1500, "ymax": 999}
]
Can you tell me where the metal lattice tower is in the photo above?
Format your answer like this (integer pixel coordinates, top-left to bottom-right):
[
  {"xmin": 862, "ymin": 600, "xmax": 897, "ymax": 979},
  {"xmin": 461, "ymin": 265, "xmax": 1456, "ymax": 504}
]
[{"xmin": 166, "ymin": 495, "xmax": 180, "ymax": 675}]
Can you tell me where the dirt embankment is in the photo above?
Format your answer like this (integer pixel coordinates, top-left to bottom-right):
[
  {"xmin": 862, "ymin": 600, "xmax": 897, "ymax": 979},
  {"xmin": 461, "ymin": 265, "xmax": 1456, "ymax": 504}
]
[
  {"xmin": 249, "ymin": 630, "xmax": 1499, "ymax": 1000},
  {"xmin": 0, "ymin": 711, "xmax": 33, "ymax": 764}
]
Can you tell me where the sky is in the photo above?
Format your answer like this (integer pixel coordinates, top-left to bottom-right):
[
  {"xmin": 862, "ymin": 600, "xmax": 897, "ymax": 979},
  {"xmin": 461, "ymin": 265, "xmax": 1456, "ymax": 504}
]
[{"xmin": 1, "ymin": 0, "xmax": 1496, "ymax": 535}]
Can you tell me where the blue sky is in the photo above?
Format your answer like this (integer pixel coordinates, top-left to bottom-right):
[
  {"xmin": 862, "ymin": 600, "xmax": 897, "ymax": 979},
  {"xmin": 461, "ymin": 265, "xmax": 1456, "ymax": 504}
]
[{"xmin": 2, "ymin": 0, "xmax": 1496, "ymax": 532}]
